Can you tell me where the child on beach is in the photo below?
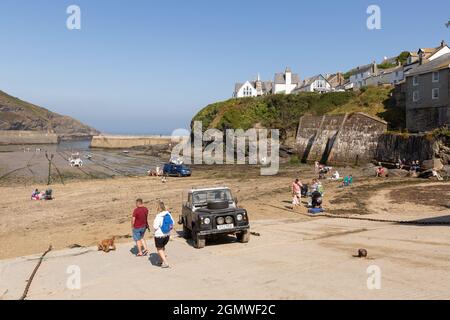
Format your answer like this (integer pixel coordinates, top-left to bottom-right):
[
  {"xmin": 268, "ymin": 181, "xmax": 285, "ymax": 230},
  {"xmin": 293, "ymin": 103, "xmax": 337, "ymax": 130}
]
[
  {"xmin": 291, "ymin": 179, "xmax": 302, "ymax": 209},
  {"xmin": 131, "ymin": 198, "xmax": 149, "ymax": 257}
]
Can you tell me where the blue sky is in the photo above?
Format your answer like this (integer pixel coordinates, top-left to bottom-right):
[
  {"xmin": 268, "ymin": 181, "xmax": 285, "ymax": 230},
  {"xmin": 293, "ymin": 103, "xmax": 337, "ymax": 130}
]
[{"xmin": 0, "ymin": 0, "xmax": 449, "ymax": 134}]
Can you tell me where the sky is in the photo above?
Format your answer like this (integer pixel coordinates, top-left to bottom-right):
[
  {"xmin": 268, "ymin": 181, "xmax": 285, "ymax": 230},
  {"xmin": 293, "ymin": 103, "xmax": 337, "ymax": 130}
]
[{"xmin": 0, "ymin": 0, "xmax": 449, "ymax": 135}]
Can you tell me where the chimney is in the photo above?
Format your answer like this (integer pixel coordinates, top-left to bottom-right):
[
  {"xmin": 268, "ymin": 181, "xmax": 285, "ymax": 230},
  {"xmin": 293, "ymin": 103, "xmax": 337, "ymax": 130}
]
[{"xmin": 285, "ymin": 67, "xmax": 292, "ymax": 85}]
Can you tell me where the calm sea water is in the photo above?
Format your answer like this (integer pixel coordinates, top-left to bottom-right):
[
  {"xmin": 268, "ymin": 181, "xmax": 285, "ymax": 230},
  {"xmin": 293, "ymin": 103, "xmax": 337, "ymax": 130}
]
[{"xmin": 57, "ymin": 139, "xmax": 92, "ymax": 151}]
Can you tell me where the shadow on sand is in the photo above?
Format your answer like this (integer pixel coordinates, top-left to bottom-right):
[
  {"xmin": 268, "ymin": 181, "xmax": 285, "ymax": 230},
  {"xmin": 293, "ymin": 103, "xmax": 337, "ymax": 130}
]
[{"xmin": 175, "ymin": 230, "xmax": 239, "ymax": 248}]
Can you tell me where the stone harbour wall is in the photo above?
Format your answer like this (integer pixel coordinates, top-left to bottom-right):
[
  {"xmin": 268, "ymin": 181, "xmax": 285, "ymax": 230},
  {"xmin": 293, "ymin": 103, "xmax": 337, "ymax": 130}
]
[
  {"xmin": 0, "ymin": 130, "xmax": 58, "ymax": 145},
  {"xmin": 90, "ymin": 135, "xmax": 184, "ymax": 149},
  {"xmin": 296, "ymin": 113, "xmax": 387, "ymax": 165}
]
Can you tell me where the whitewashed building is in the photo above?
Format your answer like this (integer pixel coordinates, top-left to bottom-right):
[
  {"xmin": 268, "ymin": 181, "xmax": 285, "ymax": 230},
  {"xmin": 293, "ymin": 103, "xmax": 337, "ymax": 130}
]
[
  {"xmin": 293, "ymin": 74, "xmax": 332, "ymax": 93},
  {"xmin": 364, "ymin": 65, "xmax": 404, "ymax": 86},
  {"xmin": 273, "ymin": 67, "xmax": 301, "ymax": 94},
  {"xmin": 233, "ymin": 75, "xmax": 273, "ymax": 98},
  {"xmin": 347, "ymin": 62, "xmax": 379, "ymax": 89}
]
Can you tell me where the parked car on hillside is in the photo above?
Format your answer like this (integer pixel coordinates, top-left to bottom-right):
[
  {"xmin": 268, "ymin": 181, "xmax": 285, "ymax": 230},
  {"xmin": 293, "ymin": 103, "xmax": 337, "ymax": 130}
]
[
  {"xmin": 163, "ymin": 163, "xmax": 191, "ymax": 177},
  {"xmin": 179, "ymin": 187, "xmax": 250, "ymax": 248}
]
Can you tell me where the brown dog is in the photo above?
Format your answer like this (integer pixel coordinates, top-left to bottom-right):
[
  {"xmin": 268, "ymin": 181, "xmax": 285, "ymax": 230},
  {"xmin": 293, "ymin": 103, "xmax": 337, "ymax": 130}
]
[{"xmin": 98, "ymin": 236, "xmax": 116, "ymax": 253}]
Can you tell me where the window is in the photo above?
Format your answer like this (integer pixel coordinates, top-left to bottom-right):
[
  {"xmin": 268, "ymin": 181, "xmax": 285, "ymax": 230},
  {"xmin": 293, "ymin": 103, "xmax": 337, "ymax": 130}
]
[
  {"xmin": 432, "ymin": 72, "xmax": 439, "ymax": 82},
  {"xmin": 432, "ymin": 88, "xmax": 440, "ymax": 100},
  {"xmin": 413, "ymin": 76, "xmax": 419, "ymax": 86},
  {"xmin": 413, "ymin": 91, "xmax": 420, "ymax": 102}
]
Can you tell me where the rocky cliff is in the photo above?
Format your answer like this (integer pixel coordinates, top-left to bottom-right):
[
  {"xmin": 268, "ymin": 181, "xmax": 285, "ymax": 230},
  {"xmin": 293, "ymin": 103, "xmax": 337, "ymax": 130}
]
[{"xmin": 0, "ymin": 90, "xmax": 99, "ymax": 137}]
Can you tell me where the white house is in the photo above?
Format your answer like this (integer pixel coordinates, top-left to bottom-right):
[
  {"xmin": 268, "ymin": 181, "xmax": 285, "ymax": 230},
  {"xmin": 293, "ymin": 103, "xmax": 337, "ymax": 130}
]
[
  {"xmin": 234, "ymin": 81, "xmax": 258, "ymax": 98},
  {"xmin": 293, "ymin": 74, "xmax": 332, "ymax": 93},
  {"xmin": 273, "ymin": 67, "xmax": 301, "ymax": 94},
  {"xmin": 233, "ymin": 74, "xmax": 273, "ymax": 98},
  {"xmin": 348, "ymin": 62, "xmax": 379, "ymax": 89},
  {"xmin": 426, "ymin": 41, "xmax": 450, "ymax": 61},
  {"xmin": 404, "ymin": 41, "xmax": 450, "ymax": 73}
]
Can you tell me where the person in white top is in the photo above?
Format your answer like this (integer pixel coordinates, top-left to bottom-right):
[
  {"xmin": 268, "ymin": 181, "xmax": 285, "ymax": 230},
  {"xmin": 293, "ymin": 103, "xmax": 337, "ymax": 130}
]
[
  {"xmin": 331, "ymin": 170, "xmax": 340, "ymax": 181},
  {"xmin": 153, "ymin": 201, "xmax": 174, "ymax": 268}
]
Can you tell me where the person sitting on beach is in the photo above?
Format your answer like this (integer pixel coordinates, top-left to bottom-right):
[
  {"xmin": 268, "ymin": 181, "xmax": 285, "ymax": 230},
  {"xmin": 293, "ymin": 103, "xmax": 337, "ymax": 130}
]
[
  {"xmin": 31, "ymin": 189, "xmax": 40, "ymax": 200},
  {"xmin": 331, "ymin": 170, "xmax": 340, "ymax": 181},
  {"xmin": 310, "ymin": 179, "xmax": 319, "ymax": 193},
  {"xmin": 311, "ymin": 190, "xmax": 323, "ymax": 209},
  {"xmin": 317, "ymin": 181, "xmax": 324, "ymax": 196},
  {"xmin": 376, "ymin": 166, "xmax": 385, "ymax": 177},
  {"xmin": 415, "ymin": 160, "xmax": 421, "ymax": 172},
  {"xmin": 342, "ymin": 175, "xmax": 353, "ymax": 187},
  {"xmin": 301, "ymin": 184, "xmax": 309, "ymax": 197},
  {"xmin": 131, "ymin": 198, "xmax": 149, "ymax": 257},
  {"xmin": 153, "ymin": 201, "xmax": 174, "ymax": 268}
]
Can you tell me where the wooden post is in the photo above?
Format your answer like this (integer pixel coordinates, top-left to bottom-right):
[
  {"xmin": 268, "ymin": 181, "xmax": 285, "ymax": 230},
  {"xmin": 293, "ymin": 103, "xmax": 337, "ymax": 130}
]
[{"xmin": 45, "ymin": 152, "xmax": 54, "ymax": 185}]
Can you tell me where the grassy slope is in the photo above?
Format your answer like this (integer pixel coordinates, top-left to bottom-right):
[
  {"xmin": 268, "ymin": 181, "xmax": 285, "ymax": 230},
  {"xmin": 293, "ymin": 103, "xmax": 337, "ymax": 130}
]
[
  {"xmin": 0, "ymin": 90, "xmax": 98, "ymax": 134},
  {"xmin": 193, "ymin": 86, "xmax": 403, "ymax": 135}
]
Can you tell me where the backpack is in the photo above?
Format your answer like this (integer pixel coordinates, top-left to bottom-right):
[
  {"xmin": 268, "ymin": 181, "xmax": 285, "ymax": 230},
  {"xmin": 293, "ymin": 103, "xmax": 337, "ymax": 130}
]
[{"xmin": 161, "ymin": 212, "xmax": 174, "ymax": 234}]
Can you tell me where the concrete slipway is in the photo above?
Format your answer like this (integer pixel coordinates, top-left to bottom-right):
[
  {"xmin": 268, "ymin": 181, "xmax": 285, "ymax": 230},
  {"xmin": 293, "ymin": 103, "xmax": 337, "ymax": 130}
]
[{"xmin": 1, "ymin": 218, "xmax": 449, "ymax": 300}]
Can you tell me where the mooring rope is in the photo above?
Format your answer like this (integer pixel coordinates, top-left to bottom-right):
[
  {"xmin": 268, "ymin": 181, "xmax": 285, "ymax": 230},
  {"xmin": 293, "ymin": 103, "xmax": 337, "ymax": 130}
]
[
  {"xmin": 19, "ymin": 245, "xmax": 52, "ymax": 300},
  {"xmin": 267, "ymin": 204, "xmax": 450, "ymax": 226}
]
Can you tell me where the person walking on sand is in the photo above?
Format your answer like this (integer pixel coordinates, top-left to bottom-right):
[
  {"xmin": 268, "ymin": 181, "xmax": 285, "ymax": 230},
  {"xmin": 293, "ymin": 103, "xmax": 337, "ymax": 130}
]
[
  {"xmin": 131, "ymin": 198, "xmax": 149, "ymax": 257},
  {"xmin": 153, "ymin": 201, "xmax": 174, "ymax": 268},
  {"xmin": 314, "ymin": 161, "xmax": 320, "ymax": 173}
]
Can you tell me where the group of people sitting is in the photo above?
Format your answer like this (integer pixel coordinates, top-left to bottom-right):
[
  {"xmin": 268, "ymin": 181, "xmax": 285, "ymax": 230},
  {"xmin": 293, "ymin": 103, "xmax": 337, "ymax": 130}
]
[
  {"xmin": 147, "ymin": 166, "xmax": 163, "ymax": 177},
  {"xmin": 291, "ymin": 178, "xmax": 324, "ymax": 210},
  {"xmin": 31, "ymin": 189, "xmax": 53, "ymax": 201},
  {"xmin": 409, "ymin": 160, "xmax": 421, "ymax": 172},
  {"xmin": 395, "ymin": 158, "xmax": 422, "ymax": 172},
  {"xmin": 330, "ymin": 170, "xmax": 353, "ymax": 187},
  {"xmin": 315, "ymin": 162, "xmax": 334, "ymax": 180}
]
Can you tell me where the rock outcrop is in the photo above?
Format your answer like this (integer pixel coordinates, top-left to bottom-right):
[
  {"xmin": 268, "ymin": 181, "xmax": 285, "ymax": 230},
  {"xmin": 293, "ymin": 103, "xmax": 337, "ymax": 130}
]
[{"xmin": 0, "ymin": 90, "xmax": 99, "ymax": 137}]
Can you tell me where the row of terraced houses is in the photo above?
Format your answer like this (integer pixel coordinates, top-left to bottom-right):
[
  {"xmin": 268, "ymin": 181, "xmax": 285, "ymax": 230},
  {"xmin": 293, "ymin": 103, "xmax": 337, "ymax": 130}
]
[{"xmin": 233, "ymin": 40, "xmax": 450, "ymax": 133}]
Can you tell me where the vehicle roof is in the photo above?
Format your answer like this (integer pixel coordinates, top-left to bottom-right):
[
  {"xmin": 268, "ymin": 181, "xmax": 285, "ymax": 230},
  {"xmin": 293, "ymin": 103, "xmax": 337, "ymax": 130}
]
[{"xmin": 188, "ymin": 187, "xmax": 231, "ymax": 193}]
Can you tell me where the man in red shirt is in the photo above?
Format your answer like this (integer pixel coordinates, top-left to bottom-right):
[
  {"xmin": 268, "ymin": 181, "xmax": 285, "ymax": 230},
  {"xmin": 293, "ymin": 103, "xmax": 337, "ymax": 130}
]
[{"xmin": 132, "ymin": 198, "xmax": 149, "ymax": 256}]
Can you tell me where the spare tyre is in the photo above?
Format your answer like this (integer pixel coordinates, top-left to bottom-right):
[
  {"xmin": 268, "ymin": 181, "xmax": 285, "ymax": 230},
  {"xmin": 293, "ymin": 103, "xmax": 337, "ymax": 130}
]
[{"xmin": 207, "ymin": 200, "xmax": 229, "ymax": 210}]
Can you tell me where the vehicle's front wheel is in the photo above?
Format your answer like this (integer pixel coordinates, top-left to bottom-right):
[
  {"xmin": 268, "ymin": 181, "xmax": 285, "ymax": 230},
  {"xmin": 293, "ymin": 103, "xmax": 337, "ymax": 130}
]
[
  {"xmin": 237, "ymin": 230, "xmax": 250, "ymax": 243},
  {"xmin": 192, "ymin": 231, "xmax": 206, "ymax": 249}
]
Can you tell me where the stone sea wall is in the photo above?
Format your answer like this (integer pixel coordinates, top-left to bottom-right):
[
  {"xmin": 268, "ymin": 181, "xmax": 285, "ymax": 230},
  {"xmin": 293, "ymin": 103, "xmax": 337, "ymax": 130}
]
[
  {"xmin": 296, "ymin": 113, "xmax": 387, "ymax": 165},
  {"xmin": 90, "ymin": 135, "xmax": 184, "ymax": 149},
  {"xmin": 0, "ymin": 130, "xmax": 58, "ymax": 145}
]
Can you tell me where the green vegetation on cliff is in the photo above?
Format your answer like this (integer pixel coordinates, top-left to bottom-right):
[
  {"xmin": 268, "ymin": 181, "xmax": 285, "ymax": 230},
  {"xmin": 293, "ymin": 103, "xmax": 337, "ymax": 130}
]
[
  {"xmin": 0, "ymin": 90, "xmax": 99, "ymax": 136},
  {"xmin": 192, "ymin": 86, "xmax": 403, "ymax": 135}
]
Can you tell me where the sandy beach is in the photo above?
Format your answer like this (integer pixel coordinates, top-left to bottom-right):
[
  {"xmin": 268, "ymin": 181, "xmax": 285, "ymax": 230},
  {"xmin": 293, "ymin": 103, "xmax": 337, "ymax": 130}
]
[{"xmin": 0, "ymin": 146, "xmax": 449, "ymax": 300}]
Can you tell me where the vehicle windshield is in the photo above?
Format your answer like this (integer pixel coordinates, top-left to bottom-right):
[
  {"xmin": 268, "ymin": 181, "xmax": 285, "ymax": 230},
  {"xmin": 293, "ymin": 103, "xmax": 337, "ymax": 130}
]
[{"xmin": 192, "ymin": 189, "xmax": 233, "ymax": 206}]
